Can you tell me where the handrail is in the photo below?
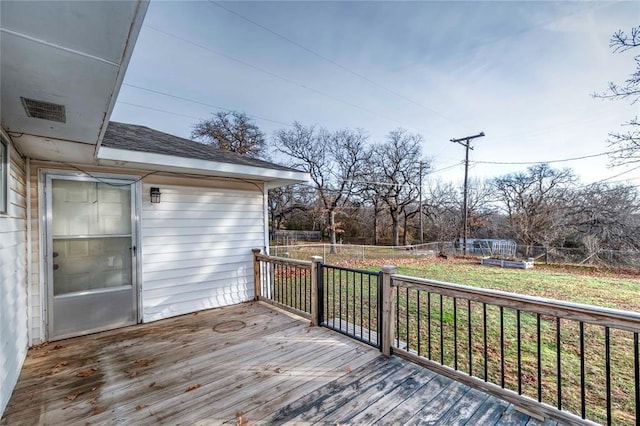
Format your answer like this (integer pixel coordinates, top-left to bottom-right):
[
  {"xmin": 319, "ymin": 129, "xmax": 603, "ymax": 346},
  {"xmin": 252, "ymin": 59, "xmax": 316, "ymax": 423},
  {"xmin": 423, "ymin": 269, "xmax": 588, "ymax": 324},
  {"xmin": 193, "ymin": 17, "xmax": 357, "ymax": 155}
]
[
  {"xmin": 255, "ymin": 253, "xmax": 312, "ymax": 269},
  {"xmin": 392, "ymin": 274, "xmax": 640, "ymax": 333}
]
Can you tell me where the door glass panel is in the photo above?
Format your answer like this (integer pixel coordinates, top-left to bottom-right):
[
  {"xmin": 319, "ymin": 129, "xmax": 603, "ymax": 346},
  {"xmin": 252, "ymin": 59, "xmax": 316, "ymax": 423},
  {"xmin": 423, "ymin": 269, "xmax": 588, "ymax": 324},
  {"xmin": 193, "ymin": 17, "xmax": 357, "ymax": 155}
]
[
  {"xmin": 52, "ymin": 180, "xmax": 131, "ymax": 236},
  {"xmin": 52, "ymin": 237, "xmax": 132, "ymax": 295},
  {"xmin": 51, "ymin": 179, "xmax": 132, "ymax": 296}
]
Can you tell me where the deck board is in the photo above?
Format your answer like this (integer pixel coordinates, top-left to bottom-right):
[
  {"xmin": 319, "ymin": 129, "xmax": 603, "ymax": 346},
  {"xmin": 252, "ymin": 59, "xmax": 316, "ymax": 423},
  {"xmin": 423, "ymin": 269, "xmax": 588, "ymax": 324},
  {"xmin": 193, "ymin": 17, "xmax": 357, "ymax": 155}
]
[{"xmin": 1, "ymin": 301, "xmax": 544, "ymax": 425}]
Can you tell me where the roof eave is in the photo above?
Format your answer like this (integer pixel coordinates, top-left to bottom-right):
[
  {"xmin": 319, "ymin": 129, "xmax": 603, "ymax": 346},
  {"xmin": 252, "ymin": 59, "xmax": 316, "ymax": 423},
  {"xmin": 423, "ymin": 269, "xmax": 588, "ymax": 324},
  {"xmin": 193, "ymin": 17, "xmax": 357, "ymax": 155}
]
[
  {"xmin": 94, "ymin": 1, "xmax": 150, "ymax": 155},
  {"xmin": 96, "ymin": 146, "xmax": 309, "ymax": 186}
]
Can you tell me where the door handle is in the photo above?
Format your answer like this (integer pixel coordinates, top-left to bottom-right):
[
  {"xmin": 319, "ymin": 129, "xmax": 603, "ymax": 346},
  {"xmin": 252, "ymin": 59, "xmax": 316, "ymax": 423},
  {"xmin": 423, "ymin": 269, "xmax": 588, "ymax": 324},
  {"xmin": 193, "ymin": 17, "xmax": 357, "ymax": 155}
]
[
  {"xmin": 53, "ymin": 264, "xmax": 59, "ymax": 270},
  {"xmin": 130, "ymin": 246, "xmax": 137, "ymax": 256}
]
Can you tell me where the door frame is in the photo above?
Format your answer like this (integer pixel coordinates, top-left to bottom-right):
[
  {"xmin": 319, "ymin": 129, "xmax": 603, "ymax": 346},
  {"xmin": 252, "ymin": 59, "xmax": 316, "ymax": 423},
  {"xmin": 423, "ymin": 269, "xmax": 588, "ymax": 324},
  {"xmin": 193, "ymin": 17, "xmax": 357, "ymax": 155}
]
[{"xmin": 42, "ymin": 170, "xmax": 142, "ymax": 341}]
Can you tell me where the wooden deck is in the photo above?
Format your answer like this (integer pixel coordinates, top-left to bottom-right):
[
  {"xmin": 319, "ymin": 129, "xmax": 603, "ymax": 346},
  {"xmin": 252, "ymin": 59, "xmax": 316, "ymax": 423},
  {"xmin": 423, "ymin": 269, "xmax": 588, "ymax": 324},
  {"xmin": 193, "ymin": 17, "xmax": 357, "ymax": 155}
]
[{"xmin": 2, "ymin": 302, "xmax": 550, "ymax": 425}]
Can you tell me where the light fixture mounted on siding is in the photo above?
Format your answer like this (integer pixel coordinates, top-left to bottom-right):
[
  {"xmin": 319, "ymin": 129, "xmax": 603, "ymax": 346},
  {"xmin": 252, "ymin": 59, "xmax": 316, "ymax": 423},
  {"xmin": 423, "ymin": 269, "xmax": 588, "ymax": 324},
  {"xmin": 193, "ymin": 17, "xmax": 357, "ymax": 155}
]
[{"xmin": 150, "ymin": 187, "xmax": 161, "ymax": 203}]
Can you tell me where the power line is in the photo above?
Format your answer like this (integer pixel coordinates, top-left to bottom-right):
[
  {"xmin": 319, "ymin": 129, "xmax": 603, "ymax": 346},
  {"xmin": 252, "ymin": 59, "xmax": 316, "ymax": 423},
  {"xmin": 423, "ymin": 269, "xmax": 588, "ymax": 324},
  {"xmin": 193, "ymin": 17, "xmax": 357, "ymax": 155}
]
[
  {"xmin": 471, "ymin": 149, "xmax": 626, "ymax": 166},
  {"xmin": 143, "ymin": 25, "xmax": 410, "ymax": 128},
  {"xmin": 121, "ymin": 84, "xmax": 292, "ymax": 126},
  {"xmin": 576, "ymin": 165, "xmax": 640, "ymax": 189},
  {"xmin": 116, "ymin": 101, "xmax": 204, "ymax": 120},
  {"xmin": 208, "ymin": 0, "xmax": 468, "ymax": 130}
]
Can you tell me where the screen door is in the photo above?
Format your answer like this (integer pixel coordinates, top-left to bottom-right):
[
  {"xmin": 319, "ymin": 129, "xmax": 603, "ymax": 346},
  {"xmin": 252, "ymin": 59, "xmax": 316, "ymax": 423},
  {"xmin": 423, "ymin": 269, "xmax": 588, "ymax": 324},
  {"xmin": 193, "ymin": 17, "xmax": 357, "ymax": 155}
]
[{"xmin": 47, "ymin": 175, "xmax": 137, "ymax": 340}]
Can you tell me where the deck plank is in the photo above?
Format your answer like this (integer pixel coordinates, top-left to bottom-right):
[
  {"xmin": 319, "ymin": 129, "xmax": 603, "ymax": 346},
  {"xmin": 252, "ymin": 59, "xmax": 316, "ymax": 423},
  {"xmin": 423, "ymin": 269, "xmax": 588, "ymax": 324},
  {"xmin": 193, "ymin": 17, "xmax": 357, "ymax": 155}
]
[
  {"xmin": 1, "ymin": 301, "xmax": 540, "ymax": 426},
  {"xmin": 346, "ymin": 367, "xmax": 438, "ymax": 425}
]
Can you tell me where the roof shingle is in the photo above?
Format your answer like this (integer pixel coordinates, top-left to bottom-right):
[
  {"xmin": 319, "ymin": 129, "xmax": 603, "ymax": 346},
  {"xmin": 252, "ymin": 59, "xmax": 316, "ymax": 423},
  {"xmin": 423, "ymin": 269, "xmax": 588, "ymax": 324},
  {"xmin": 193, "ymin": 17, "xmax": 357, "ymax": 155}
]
[{"xmin": 102, "ymin": 121, "xmax": 298, "ymax": 173}]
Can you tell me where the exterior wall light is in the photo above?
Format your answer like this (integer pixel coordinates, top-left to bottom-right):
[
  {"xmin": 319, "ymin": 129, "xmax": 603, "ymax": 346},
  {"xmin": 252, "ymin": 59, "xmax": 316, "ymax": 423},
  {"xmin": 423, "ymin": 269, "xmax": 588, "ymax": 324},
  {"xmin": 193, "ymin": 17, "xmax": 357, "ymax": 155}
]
[{"xmin": 150, "ymin": 187, "xmax": 161, "ymax": 203}]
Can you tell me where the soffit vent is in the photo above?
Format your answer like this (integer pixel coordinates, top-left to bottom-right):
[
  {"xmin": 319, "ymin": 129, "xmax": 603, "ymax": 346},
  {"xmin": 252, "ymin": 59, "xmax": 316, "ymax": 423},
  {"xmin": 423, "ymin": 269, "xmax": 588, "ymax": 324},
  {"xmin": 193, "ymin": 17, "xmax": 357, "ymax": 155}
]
[{"xmin": 20, "ymin": 97, "xmax": 66, "ymax": 123}]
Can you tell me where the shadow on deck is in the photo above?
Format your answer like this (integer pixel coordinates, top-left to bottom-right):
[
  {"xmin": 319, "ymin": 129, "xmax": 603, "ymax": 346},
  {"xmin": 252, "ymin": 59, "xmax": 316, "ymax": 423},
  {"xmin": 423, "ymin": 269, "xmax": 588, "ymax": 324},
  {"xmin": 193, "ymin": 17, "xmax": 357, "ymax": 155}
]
[{"xmin": 1, "ymin": 302, "xmax": 551, "ymax": 425}]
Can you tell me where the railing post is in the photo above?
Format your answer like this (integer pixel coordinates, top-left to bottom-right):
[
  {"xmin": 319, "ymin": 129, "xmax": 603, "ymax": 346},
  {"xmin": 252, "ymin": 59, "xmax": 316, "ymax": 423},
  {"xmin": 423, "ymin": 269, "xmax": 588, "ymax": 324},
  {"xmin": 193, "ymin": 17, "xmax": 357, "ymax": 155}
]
[
  {"xmin": 310, "ymin": 256, "xmax": 323, "ymax": 326},
  {"xmin": 381, "ymin": 265, "xmax": 397, "ymax": 356},
  {"xmin": 252, "ymin": 248, "xmax": 262, "ymax": 301}
]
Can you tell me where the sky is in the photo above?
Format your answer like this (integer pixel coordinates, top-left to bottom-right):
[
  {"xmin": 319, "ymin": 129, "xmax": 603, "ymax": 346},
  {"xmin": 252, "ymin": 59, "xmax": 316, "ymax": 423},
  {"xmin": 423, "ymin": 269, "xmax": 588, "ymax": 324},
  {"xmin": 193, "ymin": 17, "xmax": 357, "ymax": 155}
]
[{"xmin": 111, "ymin": 0, "xmax": 640, "ymax": 187}]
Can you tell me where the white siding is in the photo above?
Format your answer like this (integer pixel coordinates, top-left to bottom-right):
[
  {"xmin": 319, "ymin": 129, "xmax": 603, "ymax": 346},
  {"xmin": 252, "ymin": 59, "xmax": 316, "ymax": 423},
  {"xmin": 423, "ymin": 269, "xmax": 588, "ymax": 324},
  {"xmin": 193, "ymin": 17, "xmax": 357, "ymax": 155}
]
[
  {"xmin": 141, "ymin": 183, "xmax": 264, "ymax": 322},
  {"xmin": 0, "ymin": 143, "xmax": 28, "ymax": 416}
]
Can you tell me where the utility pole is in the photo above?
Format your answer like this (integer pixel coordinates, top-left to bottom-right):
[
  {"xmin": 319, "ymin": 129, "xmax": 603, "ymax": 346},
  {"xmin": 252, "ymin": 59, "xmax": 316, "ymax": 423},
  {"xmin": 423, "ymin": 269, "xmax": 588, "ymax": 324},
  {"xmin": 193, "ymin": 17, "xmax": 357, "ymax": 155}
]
[
  {"xmin": 451, "ymin": 132, "xmax": 485, "ymax": 256},
  {"xmin": 418, "ymin": 161, "xmax": 424, "ymax": 244}
]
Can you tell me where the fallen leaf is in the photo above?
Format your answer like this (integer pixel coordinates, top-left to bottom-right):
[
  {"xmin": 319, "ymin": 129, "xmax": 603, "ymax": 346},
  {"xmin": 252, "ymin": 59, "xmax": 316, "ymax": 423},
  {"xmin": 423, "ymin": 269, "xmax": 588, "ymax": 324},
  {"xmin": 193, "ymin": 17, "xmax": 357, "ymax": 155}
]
[
  {"xmin": 345, "ymin": 366, "xmax": 352, "ymax": 374},
  {"xmin": 192, "ymin": 312, "xmax": 198, "ymax": 316},
  {"xmin": 53, "ymin": 344, "xmax": 64, "ymax": 350},
  {"xmin": 77, "ymin": 368, "xmax": 97, "ymax": 378},
  {"xmin": 135, "ymin": 359, "xmax": 154, "ymax": 367},
  {"xmin": 65, "ymin": 392, "xmax": 81, "ymax": 401},
  {"xmin": 86, "ymin": 397, "xmax": 98, "ymax": 405},
  {"xmin": 148, "ymin": 382, "xmax": 156, "ymax": 388},
  {"xmin": 91, "ymin": 407, "xmax": 107, "ymax": 416},
  {"xmin": 53, "ymin": 362, "xmax": 68, "ymax": 369},
  {"xmin": 135, "ymin": 404, "xmax": 148, "ymax": 410},
  {"xmin": 31, "ymin": 342, "xmax": 49, "ymax": 350},
  {"xmin": 185, "ymin": 384, "xmax": 201, "ymax": 392},
  {"xmin": 128, "ymin": 371, "xmax": 138, "ymax": 379}
]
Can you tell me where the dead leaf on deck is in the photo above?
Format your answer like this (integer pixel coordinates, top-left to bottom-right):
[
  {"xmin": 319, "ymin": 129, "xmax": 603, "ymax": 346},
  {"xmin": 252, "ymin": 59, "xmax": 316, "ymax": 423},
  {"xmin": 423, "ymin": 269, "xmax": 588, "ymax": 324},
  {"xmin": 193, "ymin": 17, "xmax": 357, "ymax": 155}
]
[
  {"xmin": 91, "ymin": 407, "xmax": 107, "ymax": 416},
  {"xmin": 53, "ymin": 361, "xmax": 68, "ymax": 369},
  {"xmin": 76, "ymin": 367, "xmax": 97, "ymax": 377},
  {"xmin": 345, "ymin": 366, "xmax": 352, "ymax": 373},
  {"xmin": 53, "ymin": 344, "xmax": 64, "ymax": 350},
  {"xmin": 86, "ymin": 397, "xmax": 98, "ymax": 405},
  {"xmin": 135, "ymin": 404, "xmax": 148, "ymax": 410},
  {"xmin": 192, "ymin": 312, "xmax": 198, "ymax": 316},
  {"xmin": 135, "ymin": 359, "xmax": 154, "ymax": 367},
  {"xmin": 31, "ymin": 342, "xmax": 49, "ymax": 351},
  {"xmin": 185, "ymin": 384, "xmax": 201, "ymax": 392},
  {"xmin": 65, "ymin": 391, "xmax": 82, "ymax": 402},
  {"xmin": 128, "ymin": 371, "xmax": 138, "ymax": 379},
  {"xmin": 148, "ymin": 382, "xmax": 156, "ymax": 388},
  {"xmin": 236, "ymin": 411, "xmax": 248, "ymax": 426}
]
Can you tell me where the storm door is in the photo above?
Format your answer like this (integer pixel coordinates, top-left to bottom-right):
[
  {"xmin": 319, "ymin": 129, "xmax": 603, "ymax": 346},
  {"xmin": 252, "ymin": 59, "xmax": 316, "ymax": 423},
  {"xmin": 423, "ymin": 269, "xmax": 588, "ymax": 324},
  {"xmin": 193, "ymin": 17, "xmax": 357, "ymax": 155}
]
[{"xmin": 46, "ymin": 175, "xmax": 137, "ymax": 340}]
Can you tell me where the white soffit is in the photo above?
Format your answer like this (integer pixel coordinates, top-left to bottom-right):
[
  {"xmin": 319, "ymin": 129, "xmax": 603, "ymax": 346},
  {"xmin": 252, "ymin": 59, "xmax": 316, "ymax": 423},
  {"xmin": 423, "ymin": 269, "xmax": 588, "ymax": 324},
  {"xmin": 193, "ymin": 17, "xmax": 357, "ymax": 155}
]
[
  {"xmin": 0, "ymin": 1, "xmax": 148, "ymax": 148},
  {"xmin": 97, "ymin": 146, "xmax": 309, "ymax": 187}
]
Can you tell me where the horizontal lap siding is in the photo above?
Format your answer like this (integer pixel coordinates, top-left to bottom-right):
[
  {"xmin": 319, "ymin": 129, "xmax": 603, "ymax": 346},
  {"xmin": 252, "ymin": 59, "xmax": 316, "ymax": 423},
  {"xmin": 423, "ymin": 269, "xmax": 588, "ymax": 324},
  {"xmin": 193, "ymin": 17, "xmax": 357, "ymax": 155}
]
[
  {"xmin": 141, "ymin": 184, "xmax": 264, "ymax": 322},
  {"xmin": 1, "ymin": 148, "xmax": 28, "ymax": 416}
]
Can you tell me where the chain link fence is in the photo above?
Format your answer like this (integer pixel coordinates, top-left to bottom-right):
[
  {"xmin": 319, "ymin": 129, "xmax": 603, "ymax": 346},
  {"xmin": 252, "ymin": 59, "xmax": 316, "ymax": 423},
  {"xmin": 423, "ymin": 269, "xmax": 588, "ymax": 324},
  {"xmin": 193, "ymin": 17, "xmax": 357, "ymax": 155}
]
[{"xmin": 269, "ymin": 242, "xmax": 639, "ymax": 270}]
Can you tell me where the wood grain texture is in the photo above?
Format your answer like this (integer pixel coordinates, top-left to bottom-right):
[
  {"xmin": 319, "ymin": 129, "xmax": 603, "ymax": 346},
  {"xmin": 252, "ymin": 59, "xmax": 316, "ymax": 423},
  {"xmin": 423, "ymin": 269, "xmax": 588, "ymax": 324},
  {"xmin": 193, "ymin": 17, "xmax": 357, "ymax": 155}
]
[{"xmin": 2, "ymin": 301, "xmax": 540, "ymax": 425}]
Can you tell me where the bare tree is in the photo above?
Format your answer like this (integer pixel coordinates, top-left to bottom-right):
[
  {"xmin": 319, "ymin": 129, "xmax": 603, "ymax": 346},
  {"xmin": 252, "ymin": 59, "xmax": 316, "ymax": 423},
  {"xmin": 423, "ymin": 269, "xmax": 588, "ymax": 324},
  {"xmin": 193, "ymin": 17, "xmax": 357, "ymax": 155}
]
[
  {"xmin": 371, "ymin": 129, "xmax": 430, "ymax": 246},
  {"xmin": 275, "ymin": 123, "xmax": 369, "ymax": 253},
  {"xmin": 466, "ymin": 178, "xmax": 498, "ymax": 237},
  {"xmin": 570, "ymin": 182, "xmax": 640, "ymax": 250},
  {"xmin": 492, "ymin": 164, "xmax": 577, "ymax": 249},
  {"xmin": 423, "ymin": 179, "xmax": 460, "ymax": 243},
  {"xmin": 192, "ymin": 111, "xmax": 267, "ymax": 158},
  {"xmin": 267, "ymin": 184, "xmax": 311, "ymax": 240},
  {"xmin": 594, "ymin": 27, "xmax": 640, "ymax": 165}
]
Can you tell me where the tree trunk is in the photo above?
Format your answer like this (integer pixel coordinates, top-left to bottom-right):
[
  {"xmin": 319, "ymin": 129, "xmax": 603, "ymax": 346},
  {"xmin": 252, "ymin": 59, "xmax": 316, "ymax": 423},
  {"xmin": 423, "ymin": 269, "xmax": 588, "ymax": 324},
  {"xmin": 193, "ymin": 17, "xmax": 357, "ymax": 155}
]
[
  {"xmin": 402, "ymin": 212, "xmax": 408, "ymax": 245},
  {"xmin": 391, "ymin": 210, "xmax": 400, "ymax": 246},
  {"xmin": 329, "ymin": 209, "xmax": 337, "ymax": 254},
  {"xmin": 372, "ymin": 211, "xmax": 378, "ymax": 245}
]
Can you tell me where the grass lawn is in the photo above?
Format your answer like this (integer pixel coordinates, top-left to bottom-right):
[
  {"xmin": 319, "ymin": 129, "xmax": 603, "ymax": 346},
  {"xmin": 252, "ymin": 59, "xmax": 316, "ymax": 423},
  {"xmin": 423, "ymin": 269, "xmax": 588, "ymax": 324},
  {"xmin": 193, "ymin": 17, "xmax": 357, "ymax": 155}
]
[{"xmin": 334, "ymin": 257, "xmax": 640, "ymax": 312}]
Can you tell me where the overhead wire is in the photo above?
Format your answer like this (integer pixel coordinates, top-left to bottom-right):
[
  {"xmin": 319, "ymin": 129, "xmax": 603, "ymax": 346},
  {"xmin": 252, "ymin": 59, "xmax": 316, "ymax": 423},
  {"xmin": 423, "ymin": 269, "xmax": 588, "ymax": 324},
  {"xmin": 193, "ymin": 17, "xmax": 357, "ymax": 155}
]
[
  {"xmin": 143, "ymin": 24, "xmax": 412, "ymax": 129},
  {"xmin": 470, "ymin": 148, "xmax": 626, "ymax": 166},
  {"xmin": 116, "ymin": 101, "xmax": 204, "ymax": 121},
  {"xmin": 121, "ymin": 84, "xmax": 292, "ymax": 126},
  {"xmin": 207, "ymin": 0, "xmax": 467, "ymax": 131}
]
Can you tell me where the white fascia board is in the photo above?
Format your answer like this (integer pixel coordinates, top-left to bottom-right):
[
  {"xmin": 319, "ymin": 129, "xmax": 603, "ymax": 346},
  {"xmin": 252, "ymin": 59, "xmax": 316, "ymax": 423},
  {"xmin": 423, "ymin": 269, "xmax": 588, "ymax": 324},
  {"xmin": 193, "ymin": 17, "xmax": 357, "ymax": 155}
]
[
  {"xmin": 95, "ymin": 0, "xmax": 150, "ymax": 154},
  {"xmin": 97, "ymin": 146, "xmax": 309, "ymax": 185}
]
